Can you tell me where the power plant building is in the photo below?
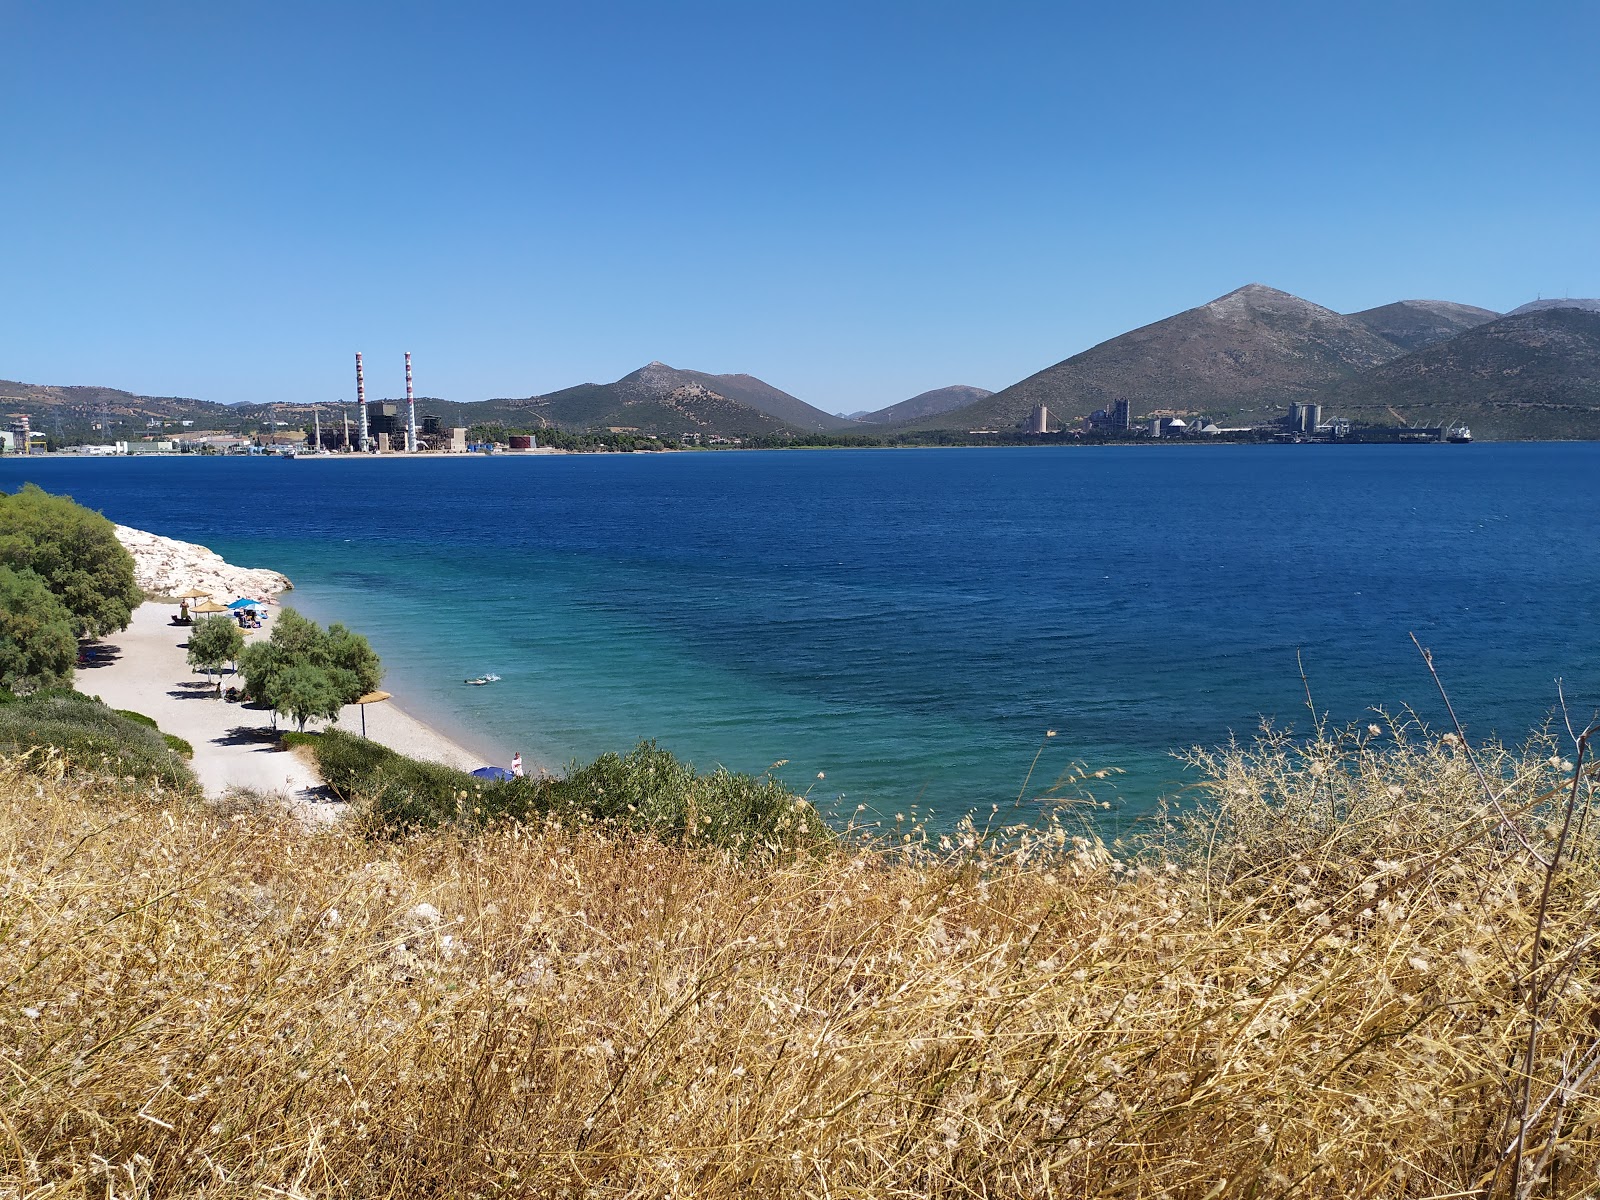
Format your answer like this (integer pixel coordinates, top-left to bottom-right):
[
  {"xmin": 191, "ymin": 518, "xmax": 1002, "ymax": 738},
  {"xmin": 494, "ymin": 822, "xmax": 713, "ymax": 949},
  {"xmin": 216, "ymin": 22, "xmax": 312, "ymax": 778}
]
[{"xmin": 365, "ymin": 402, "xmax": 402, "ymax": 438}]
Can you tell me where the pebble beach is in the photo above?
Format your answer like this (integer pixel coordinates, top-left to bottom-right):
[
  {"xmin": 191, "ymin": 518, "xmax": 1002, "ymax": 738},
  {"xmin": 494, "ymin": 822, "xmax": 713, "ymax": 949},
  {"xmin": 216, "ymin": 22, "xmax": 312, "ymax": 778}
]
[{"xmin": 86, "ymin": 525, "xmax": 492, "ymax": 817}]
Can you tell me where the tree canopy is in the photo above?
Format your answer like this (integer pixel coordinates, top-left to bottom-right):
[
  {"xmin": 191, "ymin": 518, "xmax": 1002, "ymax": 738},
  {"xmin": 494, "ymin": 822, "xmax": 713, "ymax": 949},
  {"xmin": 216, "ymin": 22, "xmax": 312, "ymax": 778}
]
[
  {"xmin": 0, "ymin": 565, "xmax": 77, "ymax": 694},
  {"xmin": 239, "ymin": 609, "xmax": 382, "ymax": 732},
  {"xmin": 186, "ymin": 614, "xmax": 244, "ymax": 693},
  {"xmin": 0, "ymin": 484, "xmax": 142, "ymax": 637}
]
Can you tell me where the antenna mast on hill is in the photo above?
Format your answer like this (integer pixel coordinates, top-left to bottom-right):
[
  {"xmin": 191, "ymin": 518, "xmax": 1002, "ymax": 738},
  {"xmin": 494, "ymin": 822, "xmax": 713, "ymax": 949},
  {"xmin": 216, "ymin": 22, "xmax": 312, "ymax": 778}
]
[
  {"xmin": 405, "ymin": 352, "xmax": 417, "ymax": 453},
  {"xmin": 355, "ymin": 352, "xmax": 370, "ymax": 453}
]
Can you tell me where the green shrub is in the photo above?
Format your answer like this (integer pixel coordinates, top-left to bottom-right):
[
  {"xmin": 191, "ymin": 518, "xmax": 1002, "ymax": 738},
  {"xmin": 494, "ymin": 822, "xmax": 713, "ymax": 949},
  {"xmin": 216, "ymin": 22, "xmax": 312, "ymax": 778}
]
[
  {"xmin": 240, "ymin": 610, "xmax": 382, "ymax": 731},
  {"xmin": 0, "ymin": 484, "xmax": 142, "ymax": 637},
  {"xmin": 0, "ymin": 691, "xmax": 197, "ymax": 791},
  {"xmin": 113, "ymin": 708, "xmax": 159, "ymax": 729},
  {"xmin": 544, "ymin": 740, "xmax": 829, "ymax": 852},
  {"xmin": 304, "ymin": 730, "xmax": 829, "ymax": 854},
  {"xmin": 163, "ymin": 734, "xmax": 194, "ymax": 759},
  {"xmin": 0, "ymin": 564, "xmax": 77, "ymax": 694}
]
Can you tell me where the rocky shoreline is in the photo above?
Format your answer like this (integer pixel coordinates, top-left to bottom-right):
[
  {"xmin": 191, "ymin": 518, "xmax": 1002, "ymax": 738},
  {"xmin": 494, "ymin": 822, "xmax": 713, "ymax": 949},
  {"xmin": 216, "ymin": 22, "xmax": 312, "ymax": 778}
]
[{"xmin": 115, "ymin": 525, "xmax": 294, "ymax": 600}]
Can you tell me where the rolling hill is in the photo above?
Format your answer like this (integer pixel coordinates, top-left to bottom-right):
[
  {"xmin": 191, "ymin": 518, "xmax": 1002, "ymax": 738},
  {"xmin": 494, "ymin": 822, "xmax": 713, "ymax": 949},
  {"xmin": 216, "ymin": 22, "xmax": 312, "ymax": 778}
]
[
  {"xmin": 850, "ymin": 385, "xmax": 993, "ymax": 425},
  {"xmin": 498, "ymin": 362, "xmax": 833, "ymax": 438},
  {"xmin": 1346, "ymin": 300, "xmax": 1501, "ymax": 352},
  {"xmin": 1326, "ymin": 307, "xmax": 1600, "ymax": 440}
]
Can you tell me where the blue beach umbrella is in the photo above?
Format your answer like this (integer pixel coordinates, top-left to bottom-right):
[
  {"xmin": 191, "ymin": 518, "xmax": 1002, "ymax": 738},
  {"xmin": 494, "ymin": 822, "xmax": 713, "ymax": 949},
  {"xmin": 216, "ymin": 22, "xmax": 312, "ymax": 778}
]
[{"xmin": 470, "ymin": 766, "xmax": 514, "ymax": 782}]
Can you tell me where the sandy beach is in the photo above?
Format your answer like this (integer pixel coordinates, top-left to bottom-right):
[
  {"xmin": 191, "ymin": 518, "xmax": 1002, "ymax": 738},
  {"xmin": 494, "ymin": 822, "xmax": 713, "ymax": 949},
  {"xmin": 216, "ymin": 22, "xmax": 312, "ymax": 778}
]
[{"xmin": 80, "ymin": 601, "xmax": 495, "ymax": 819}]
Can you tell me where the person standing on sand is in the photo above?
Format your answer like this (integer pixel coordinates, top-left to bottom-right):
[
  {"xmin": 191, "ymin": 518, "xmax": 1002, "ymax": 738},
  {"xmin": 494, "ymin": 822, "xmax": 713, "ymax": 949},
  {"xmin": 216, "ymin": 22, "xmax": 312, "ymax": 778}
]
[{"xmin": 511, "ymin": 752, "xmax": 524, "ymax": 778}]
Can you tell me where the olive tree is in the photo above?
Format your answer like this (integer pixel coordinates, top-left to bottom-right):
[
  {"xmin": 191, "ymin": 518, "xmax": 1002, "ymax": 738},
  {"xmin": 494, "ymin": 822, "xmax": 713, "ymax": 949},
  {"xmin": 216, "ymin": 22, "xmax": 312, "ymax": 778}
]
[
  {"xmin": 239, "ymin": 608, "xmax": 383, "ymax": 731},
  {"xmin": 186, "ymin": 614, "xmax": 245, "ymax": 695},
  {"xmin": 0, "ymin": 484, "xmax": 142, "ymax": 637},
  {"xmin": 0, "ymin": 565, "xmax": 77, "ymax": 694}
]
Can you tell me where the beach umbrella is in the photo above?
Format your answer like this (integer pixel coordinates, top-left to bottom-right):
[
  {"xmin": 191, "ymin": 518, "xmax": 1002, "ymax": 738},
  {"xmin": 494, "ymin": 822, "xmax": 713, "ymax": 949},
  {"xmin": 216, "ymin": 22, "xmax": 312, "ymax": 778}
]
[
  {"xmin": 471, "ymin": 766, "xmax": 514, "ymax": 782},
  {"xmin": 192, "ymin": 601, "xmax": 229, "ymax": 614},
  {"xmin": 354, "ymin": 689, "xmax": 391, "ymax": 737},
  {"xmin": 178, "ymin": 588, "xmax": 211, "ymax": 600}
]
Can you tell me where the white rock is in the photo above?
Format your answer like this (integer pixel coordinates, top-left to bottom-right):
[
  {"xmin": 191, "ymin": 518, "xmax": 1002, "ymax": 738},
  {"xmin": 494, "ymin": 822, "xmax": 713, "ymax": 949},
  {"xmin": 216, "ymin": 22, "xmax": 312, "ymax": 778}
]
[{"xmin": 115, "ymin": 525, "xmax": 293, "ymax": 600}]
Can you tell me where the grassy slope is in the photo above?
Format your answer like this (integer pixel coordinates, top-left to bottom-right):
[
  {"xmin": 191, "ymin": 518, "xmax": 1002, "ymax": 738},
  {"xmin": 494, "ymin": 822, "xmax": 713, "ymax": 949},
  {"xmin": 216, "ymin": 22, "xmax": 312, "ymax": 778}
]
[{"xmin": 4, "ymin": 719, "xmax": 1599, "ymax": 1195}]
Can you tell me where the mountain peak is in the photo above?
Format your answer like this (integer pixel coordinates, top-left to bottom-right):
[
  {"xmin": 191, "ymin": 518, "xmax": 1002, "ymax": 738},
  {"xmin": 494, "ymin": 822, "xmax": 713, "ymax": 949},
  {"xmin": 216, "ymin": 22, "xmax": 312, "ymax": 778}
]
[{"xmin": 1203, "ymin": 284, "xmax": 1331, "ymax": 320}]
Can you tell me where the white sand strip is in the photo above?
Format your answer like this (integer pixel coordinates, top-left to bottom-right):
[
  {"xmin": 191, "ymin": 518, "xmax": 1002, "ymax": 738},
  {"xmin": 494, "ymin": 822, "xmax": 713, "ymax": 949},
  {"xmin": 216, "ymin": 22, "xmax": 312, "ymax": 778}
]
[{"xmin": 80, "ymin": 603, "xmax": 496, "ymax": 819}]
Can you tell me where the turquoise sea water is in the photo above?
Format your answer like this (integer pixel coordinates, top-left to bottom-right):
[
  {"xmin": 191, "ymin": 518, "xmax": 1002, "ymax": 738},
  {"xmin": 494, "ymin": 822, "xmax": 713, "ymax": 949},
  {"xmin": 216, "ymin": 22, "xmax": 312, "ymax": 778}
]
[{"xmin": 6, "ymin": 445, "xmax": 1598, "ymax": 831}]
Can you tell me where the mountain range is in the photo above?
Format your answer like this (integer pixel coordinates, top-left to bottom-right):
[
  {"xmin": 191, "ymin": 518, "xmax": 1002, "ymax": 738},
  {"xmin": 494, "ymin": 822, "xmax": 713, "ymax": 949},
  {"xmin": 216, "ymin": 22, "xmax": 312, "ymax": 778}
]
[
  {"xmin": 909, "ymin": 286, "xmax": 1600, "ymax": 440},
  {"xmin": 6, "ymin": 287, "xmax": 1600, "ymax": 444}
]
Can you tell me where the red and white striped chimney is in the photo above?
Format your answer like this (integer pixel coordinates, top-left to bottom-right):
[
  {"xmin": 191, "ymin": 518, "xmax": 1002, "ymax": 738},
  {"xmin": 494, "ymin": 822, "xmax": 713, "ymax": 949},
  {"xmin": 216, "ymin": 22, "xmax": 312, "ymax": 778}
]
[
  {"xmin": 405, "ymin": 352, "xmax": 417, "ymax": 453},
  {"xmin": 355, "ymin": 352, "xmax": 370, "ymax": 452}
]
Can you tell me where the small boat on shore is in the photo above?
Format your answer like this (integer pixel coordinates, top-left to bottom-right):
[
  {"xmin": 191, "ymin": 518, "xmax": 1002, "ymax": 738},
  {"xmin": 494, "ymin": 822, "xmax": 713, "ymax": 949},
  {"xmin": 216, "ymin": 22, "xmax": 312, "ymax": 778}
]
[{"xmin": 464, "ymin": 673, "xmax": 501, "ymax": 686}]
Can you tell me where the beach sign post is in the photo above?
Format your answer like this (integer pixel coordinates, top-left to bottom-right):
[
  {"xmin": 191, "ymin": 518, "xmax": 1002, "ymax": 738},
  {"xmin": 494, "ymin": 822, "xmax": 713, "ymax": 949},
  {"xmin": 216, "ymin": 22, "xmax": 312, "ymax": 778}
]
[{"xmin": 355, "ymin": 690, "xmax": 392, "ymax": 738}]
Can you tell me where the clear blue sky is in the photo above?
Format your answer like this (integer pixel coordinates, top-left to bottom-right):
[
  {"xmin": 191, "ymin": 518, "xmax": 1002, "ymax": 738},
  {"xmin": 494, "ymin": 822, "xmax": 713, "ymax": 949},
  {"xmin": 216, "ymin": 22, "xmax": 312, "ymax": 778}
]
[{"xmin": 2, "ymin": 1, "xmax": 1595, "ymax": 411}]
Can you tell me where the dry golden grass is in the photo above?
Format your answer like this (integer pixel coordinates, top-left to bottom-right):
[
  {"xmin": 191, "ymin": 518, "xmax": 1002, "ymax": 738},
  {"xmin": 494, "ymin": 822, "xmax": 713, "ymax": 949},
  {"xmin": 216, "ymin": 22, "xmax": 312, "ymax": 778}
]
[{"xmin": 4, "ymin": 719, "xmax": 1600, "ymax": 1197}]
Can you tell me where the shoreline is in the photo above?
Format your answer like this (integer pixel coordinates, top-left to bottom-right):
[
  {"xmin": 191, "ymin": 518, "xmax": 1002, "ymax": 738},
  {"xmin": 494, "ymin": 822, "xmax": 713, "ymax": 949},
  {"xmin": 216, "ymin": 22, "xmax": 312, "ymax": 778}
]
[
  {"xmin": 82, "ymin": 602, "xmax": 498, "ymax": 816},
  {"xmin": 275, "ymin": 581, "xmax": 524, "ymax": 773},
  {"xmin": 88, "ymin": 514, "xmax": 514, "ymax": 814},
  {"xmin": 104, "ymin": 521, "xmax": 531, "ymax": 794}
]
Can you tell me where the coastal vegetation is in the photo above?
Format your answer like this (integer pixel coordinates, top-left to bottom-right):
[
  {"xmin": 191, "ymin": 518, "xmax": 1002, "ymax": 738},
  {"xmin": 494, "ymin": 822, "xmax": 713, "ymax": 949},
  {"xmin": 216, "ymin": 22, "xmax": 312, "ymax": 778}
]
[
  {"xmin": 0, "ymin": 689, "xmax": 195, "ymax": 790},
  {"xmin": 0, "ymin": 484, "xmax": 141, "ymax": 638},
  {"xmin": 465, "ymin": 423, "xmax": 680, "ymax": 452},
  {"xmin": 184, "ymin": 613, "xmax": 244, "ymax": 693},
  {"xmin": 303, "ymin": 729, "xmax": 828, "ymax": 853},
  {"xmin": 4, "ymin": 716, "xmax": 1599, "ymax": 1195},
  {"xmin": 237, "ymin": 608, "xmax": 382, "ymax": 731},
  {"xmin": 0, "ymin": 485, "xmax": 142, "ymax": 695},
  {"xmin": 0, "ymin": 564, "xmax": 77, "ymax": 693}
]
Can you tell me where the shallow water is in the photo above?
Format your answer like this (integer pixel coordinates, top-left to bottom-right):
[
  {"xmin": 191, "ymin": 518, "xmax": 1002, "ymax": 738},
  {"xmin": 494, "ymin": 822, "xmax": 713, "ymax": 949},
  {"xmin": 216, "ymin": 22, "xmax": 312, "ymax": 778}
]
[{"xmin": 7, "ymin": 444, "xmax": 1597, "ymax": 832}]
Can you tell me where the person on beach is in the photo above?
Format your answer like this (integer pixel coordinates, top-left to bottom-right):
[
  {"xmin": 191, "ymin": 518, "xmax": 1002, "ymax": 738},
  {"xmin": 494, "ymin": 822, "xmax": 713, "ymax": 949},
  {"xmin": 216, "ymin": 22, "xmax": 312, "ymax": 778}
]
[{"xmin": 511, "ymin": 752, "xmax": 524, "ymax": 778}]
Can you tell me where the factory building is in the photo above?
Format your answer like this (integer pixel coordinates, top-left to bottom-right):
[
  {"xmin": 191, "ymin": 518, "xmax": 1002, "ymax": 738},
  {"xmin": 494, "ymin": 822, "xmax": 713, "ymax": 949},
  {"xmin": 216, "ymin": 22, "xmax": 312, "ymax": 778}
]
[
  {"xmin": 1026, "ymin": 404, "xmax": 1049, "ymax": 434},
  {"xmin": 1087, "ymin": 399, "xmax": 1131, "ymax": 432},
  {"xmin": 1287, "ymin": 402, "xmax": 1323, "ymax": 434}
]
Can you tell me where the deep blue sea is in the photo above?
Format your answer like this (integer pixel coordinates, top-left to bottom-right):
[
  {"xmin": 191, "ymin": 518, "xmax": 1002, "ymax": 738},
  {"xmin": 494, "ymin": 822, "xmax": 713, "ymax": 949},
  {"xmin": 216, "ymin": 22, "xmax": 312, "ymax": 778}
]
[{"xmin": 6, "ymin": 445, "xmax": 1597, "ymax": 832}]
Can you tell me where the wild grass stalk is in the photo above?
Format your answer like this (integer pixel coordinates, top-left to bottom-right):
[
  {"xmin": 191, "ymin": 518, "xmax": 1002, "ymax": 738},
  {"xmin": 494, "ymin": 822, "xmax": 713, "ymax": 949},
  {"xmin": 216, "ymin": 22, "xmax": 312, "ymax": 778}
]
[{"xmin": 3, "ymin": 713, "xmax": 1599, "ymax": 1196}]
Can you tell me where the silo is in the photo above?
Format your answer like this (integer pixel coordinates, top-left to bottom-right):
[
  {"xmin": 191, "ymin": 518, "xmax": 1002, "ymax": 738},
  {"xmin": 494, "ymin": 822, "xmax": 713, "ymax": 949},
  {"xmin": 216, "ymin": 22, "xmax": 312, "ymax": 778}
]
[{"xmin": 1028, "ymin": 404, "xmax": 1049, "ymax": 434}]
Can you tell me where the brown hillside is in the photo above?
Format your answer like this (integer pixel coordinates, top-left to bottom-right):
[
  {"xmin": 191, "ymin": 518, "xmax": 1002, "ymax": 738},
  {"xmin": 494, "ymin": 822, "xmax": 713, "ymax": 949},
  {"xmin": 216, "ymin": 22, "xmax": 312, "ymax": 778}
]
[{"xmin": 911, "ymin": 284, "xmax": 1404, "ymax": 431}]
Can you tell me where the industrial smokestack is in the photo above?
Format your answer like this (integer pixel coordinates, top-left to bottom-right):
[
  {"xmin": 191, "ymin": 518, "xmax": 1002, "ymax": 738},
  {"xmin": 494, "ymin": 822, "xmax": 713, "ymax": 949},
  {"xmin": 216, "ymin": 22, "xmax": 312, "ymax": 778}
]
[
  {"xmin": 405, "ymin": 352, "xmax": 417, "ymax": 453},
  {"xmin": 355, "ymin": 352, "xmax": 370, "ymax": 453}
]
